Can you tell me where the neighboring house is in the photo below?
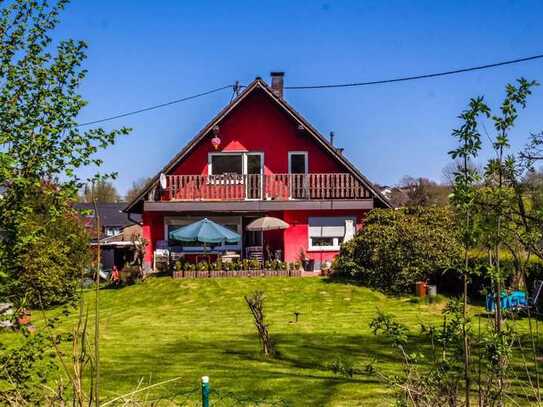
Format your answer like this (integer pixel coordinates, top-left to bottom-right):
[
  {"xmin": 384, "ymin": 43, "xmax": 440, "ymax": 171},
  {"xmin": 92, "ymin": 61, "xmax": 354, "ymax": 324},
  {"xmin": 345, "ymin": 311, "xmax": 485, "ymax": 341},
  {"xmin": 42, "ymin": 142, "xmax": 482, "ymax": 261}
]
[
  {"xmin": 75, "ymin": 203, "xmax": 142, "ymax": 270},
  {"xmin": 124, "ymin": 72, "xmax": 391, "ymax": 272},
  {"xmin": 376, "ymin": 184, "xmax": 410, "ymax": 208}
]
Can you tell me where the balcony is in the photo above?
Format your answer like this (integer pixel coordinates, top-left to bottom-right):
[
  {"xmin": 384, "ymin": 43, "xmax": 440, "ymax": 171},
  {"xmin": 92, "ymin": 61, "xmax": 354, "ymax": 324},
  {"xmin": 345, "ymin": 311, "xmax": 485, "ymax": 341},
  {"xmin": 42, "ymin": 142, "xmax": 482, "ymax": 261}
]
[{"xmin": 163, "ymin": 173, "xmax": 370, "ymax": 201}]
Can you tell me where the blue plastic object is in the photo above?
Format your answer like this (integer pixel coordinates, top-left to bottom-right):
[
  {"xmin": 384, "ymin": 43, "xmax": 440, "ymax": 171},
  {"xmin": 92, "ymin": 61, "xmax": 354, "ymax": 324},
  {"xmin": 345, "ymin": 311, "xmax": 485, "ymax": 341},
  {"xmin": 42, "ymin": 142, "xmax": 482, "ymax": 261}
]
[{"xmin": 486, "ymin": 290, "xmax": 527, "ymax": 312}]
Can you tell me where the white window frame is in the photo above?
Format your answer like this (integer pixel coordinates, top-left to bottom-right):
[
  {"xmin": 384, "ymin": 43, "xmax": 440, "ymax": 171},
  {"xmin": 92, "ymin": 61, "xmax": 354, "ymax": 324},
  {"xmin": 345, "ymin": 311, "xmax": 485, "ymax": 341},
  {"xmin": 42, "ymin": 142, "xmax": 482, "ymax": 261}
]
[
  {"xmin": 208, "ymin": 152, "xmax": 245, "ymax": 184},
  {"xmin": 288, "ymin": 151, "xmax": 308, "ymax": 174},
  {"xmin": 104, "ymin": 227, "xmax": 122, "ymax": 237},
  {"xmin": 307, "ymin": 216, "xmax": 356, "ymax": 251}
]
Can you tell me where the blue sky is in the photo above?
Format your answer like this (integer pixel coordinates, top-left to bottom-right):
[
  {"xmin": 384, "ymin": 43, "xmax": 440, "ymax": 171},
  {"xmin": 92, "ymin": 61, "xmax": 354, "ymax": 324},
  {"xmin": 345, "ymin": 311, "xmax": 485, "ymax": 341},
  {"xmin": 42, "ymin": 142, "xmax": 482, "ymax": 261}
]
[{"xmin": 54, "ymin": 1, "xmax": 543, "ymax": 195}]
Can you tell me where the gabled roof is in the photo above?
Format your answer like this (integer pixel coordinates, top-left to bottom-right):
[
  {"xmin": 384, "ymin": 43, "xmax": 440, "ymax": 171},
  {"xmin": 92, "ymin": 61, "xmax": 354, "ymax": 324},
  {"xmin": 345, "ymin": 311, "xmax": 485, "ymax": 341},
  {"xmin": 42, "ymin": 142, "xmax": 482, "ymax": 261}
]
[{"xmin": 124, "ymin": 77, "xmax": 391, "ymax": 212}]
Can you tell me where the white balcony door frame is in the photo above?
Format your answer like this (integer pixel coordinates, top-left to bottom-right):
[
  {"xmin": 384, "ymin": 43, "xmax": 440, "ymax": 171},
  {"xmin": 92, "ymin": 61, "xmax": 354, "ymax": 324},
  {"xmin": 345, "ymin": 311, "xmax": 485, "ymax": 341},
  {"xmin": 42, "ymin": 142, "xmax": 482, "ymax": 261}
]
[
  {"xmin": 244, "ymin": 152, "xmax": 264, "ymax": 200},
  {"xmin": 288, "ymin": 151, "xmax": 308, "ymax": 199}
]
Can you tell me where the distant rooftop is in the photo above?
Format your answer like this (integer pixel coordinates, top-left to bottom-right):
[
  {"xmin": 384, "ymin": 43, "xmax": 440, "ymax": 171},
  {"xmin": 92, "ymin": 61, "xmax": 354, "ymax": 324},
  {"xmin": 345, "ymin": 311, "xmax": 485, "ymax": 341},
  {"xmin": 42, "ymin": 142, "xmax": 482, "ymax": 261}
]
[{"xmin": 75, "ymin": 203, "xmax": 141, "ymax": 227}]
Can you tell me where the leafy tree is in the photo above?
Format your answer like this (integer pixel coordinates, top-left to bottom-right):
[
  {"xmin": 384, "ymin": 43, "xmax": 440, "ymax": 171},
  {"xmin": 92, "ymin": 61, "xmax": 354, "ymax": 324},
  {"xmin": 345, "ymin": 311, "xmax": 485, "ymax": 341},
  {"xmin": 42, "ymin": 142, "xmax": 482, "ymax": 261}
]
[
  {"xmin": 125, "ymin": 177, "xmax": 151, "ymax": 202},
  {"xmin": 1, "ymin": 186, "xmax": 91, "ymax": 307},
  {"xmin": 394, "ymin": 176, "xmax": 450, "ymax": 207},
  {"xmin": 81, "ymin": 179, "xmax": 120, "ymax": 203},
  {"xmin": 477, "ymin": 79, "xmax": 537, "ymax": 330},
  {"xmin": 442, "ymin": 159, "xmax": 482, "ymax": 186},
  {"xmin": 0, "ymin": 0, "xmax": 129, "ymax": 306},
  {"xmin": 449, "ymin": 95, "xmax": 489, "ymax": 406},
  {"xmin": 449, "ymin": 78, "xmax": 539, "ymax": 403}
]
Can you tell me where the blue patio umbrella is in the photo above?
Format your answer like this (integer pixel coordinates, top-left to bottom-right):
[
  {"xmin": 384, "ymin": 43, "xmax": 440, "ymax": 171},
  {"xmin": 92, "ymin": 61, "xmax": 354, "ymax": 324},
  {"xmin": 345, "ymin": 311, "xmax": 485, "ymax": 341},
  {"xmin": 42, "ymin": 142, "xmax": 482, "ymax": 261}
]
[{"xmin": 168, "ymin": 218, "xmax": 241, "ymax": 244}]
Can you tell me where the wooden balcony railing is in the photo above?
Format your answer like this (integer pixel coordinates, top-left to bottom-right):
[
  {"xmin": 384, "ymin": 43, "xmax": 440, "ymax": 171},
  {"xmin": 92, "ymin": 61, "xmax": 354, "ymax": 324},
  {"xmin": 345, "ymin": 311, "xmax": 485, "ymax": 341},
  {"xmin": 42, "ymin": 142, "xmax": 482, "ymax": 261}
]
[{"xmin": 163, "ymin": 173, "xmax": 370, "ymax": 201}]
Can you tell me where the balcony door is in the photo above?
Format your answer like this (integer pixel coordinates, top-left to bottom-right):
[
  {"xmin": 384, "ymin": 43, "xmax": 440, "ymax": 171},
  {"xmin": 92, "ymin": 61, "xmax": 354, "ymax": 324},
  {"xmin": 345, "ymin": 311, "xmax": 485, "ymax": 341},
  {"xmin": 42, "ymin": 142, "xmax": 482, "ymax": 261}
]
[
  {"xmin": 288, "ymin": 151, "xmax": 308, "ymax": 199},
  {"xmin": 245, "ymin": 153, "xmax": 263, "ymax": 199},
  {"xmin": 208, "ymin": 152, "xmax": 263, "ymax": 199}
]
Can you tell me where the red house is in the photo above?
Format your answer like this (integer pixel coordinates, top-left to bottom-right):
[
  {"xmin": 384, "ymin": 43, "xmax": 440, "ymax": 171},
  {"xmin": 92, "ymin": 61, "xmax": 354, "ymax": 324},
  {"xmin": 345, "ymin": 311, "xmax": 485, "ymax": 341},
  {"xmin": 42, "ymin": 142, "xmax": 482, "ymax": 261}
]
[{"xmin": 124, "ymin": 73, "xmax": 390, "ymax": 272}]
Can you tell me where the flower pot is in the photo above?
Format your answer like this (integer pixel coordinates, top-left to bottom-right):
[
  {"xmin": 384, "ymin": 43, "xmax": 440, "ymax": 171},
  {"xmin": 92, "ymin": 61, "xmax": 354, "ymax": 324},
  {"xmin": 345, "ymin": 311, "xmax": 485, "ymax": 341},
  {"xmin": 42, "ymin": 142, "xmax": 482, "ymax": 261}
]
[
  {"xmin": 17, "ymin": 314, "xmax": 31, "ymax": 326},
  {"xmin": 302, "ymin": 259, "xmax": 315, "ymax": 272}
]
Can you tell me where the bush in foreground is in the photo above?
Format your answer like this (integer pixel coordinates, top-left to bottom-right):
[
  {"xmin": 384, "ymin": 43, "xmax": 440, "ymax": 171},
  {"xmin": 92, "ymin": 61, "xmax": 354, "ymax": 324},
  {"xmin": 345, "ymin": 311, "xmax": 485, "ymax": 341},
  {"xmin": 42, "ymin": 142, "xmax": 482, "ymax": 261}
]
[{"xmin": 333, "ymin": 207, "xmax": 462, "ymax": 294}]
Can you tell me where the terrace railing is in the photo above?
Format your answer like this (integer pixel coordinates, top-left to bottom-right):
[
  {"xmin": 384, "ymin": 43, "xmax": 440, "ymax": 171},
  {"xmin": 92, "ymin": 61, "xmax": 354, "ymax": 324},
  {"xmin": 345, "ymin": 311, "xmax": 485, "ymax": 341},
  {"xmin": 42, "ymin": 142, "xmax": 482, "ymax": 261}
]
[{"xmin": 164, "ymin": 173, "xmax": 370, "ymax": 201}]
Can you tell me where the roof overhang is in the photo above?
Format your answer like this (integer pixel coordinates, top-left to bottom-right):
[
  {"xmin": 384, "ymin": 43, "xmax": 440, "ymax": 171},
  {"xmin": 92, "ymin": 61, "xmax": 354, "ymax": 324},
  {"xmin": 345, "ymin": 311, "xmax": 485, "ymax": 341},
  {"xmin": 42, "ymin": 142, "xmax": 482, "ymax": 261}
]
[{"xmin": 144, "ymin": 199, "xmax": 374, "ymax": 212}]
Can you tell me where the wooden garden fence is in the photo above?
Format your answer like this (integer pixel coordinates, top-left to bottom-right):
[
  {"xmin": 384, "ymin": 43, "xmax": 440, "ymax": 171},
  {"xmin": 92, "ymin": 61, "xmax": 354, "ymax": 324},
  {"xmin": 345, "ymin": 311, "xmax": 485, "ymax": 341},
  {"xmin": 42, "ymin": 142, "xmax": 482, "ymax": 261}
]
[{"xmin": 172, "ymin": 269, "xmax": 302, "ymax": 279}]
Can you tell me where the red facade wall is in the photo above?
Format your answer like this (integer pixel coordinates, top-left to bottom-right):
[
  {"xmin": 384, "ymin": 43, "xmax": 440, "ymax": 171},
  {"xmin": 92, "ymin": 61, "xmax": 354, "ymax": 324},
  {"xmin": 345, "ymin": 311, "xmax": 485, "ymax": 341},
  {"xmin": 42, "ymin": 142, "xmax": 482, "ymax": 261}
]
[
  {"xmin": 282, "ymin": 209, "xmax": 367, "ymax": 263},
  {"xmin": 142, "ymin": 209, "xmax": 366, "ymax": 267},
  {"xmin": 169, "ymin": 88, "xmax": 348, "ymax": 176},
  {"xmin": 142, "ymin": 212, "xmax": 164, "ymax": 263}
]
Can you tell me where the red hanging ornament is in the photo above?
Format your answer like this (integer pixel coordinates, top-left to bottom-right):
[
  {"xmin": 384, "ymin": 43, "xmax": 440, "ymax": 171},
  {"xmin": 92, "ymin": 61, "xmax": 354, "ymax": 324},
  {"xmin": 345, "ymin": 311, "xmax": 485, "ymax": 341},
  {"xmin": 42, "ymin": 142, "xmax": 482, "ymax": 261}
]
[
  {"xmin": 211, "ymin": 126, "xmax": 221, "ymax": 150},
  {"xmin": 211, "ymin": 135, "xmax": 221, "ymax": 150}
]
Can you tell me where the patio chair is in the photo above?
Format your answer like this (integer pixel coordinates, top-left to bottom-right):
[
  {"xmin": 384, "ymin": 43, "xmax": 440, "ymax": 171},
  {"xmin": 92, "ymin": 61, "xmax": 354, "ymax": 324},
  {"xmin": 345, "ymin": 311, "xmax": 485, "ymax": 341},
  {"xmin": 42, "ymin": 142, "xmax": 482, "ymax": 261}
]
[{"xmin": 246, "ymin": 246, "xmax": 264, "ymax": 265}]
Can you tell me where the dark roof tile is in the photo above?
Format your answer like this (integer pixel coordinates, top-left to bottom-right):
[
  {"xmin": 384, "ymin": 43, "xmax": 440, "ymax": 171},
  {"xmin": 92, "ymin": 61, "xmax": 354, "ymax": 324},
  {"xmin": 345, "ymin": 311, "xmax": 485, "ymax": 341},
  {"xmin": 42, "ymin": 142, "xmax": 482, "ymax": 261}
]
[{"xmin": 75, "ymin": 203, "xmax": 141, "ymax": 227}]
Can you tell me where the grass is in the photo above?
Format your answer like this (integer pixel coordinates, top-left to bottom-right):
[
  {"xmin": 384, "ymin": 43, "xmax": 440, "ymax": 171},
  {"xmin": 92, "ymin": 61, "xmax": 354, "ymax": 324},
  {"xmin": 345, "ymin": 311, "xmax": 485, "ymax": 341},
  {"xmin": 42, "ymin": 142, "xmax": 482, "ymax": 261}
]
[{"xmin": 1, "ymin": 276, "xmax": 537, "ymax": 406}]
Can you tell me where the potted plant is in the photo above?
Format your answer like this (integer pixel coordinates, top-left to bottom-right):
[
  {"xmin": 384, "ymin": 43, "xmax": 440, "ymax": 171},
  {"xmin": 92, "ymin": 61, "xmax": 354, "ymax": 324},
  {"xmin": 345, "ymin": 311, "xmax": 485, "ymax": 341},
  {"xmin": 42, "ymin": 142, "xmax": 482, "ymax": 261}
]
[
  {"xmin": 16, "ymin": 308, "xmax": 31, "ymax": 327},
  {"xmin": 250, "ymin": 259, "xmax": 260, "ymax": 271},
  {"xmin": 184, "ymin": 262, "xmax": 196, "ymax": 273},
  {"xmin": 197, "ymin": 262, "xmax": 209, "ymax": 271},
  {"xmin": 298, "ymin": 248, "xmax": 314, "ymax": 272},
  {"xmin": 320, "ymin": 260, "xmax": 332, "ymax": 276},
  {"xmin": 231, "ymin": 260, "xmax": 241, "ymax": 272}
]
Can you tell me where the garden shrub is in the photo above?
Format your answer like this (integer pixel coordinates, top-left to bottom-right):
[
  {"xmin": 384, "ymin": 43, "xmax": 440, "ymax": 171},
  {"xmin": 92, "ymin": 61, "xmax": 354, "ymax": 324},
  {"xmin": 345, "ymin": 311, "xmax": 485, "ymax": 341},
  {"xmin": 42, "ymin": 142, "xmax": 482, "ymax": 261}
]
[{"xmin": 333, "ymin": 207, "xmax": 462, "ymax": 294}]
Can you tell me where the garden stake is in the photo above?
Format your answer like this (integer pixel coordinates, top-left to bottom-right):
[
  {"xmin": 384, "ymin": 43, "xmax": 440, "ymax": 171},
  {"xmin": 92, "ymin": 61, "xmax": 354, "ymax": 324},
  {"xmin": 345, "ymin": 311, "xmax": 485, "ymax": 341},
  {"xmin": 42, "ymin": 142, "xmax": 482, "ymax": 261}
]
[
  {"xmin": 294, "ymin": 311, "xmax": 300, "ymax": 322},
  {"xmin": 201, "ymin": 376, "xmax": 210, "ymax": 407}
]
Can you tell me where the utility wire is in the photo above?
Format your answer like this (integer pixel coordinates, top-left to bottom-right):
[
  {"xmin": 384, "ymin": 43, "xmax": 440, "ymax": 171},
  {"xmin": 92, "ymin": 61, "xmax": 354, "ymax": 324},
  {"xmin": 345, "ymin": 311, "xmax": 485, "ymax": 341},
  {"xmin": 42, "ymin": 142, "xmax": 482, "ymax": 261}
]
[
  {"xmin": 284, "ymin": 53, "xmax": 543, "ymax": 89},
  {"xmin": 76, "ymin": 84, "xmax": 233, "ymax": 127},
  {"xmin": 76, "ymin": 53, "xmax": 543, "ymax": 126}
]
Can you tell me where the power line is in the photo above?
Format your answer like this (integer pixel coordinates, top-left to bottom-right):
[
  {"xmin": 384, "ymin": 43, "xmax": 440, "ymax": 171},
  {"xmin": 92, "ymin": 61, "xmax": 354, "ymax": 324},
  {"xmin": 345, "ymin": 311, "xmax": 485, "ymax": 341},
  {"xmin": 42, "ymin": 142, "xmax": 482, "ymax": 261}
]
[
  {"xmin": 284, "ymin": 53, "xmax": 543, "ymax": 89},
  {"xmin": 76, "ymin": 53, "xmax": 543, "ymax": 126},
  {"xmin": 76, "ymin": 84, "xmax": 233, "ymax": 127}
]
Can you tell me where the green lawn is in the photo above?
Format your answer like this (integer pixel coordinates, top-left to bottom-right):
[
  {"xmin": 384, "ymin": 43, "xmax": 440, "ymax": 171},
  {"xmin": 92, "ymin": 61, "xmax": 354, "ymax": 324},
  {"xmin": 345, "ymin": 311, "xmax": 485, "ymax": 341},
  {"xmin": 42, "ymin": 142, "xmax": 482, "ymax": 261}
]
[
  {"xmin": 42, "ymin": 276, "xmax": 454, "ymax": 406},
  {"xmin": 6, "ymin": 276, "xmax": 536, "ymax": 406}
]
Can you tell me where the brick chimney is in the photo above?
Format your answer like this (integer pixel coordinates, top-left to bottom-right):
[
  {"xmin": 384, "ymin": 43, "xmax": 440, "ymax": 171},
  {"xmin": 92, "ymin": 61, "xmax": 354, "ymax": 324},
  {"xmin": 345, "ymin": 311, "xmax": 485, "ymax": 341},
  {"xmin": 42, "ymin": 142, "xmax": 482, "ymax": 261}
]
[{"xmin": 270, "ymin": 72, "xmax": 284, "ymax": 98}]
